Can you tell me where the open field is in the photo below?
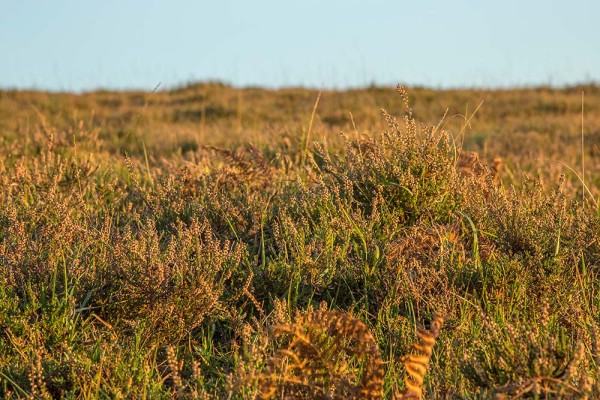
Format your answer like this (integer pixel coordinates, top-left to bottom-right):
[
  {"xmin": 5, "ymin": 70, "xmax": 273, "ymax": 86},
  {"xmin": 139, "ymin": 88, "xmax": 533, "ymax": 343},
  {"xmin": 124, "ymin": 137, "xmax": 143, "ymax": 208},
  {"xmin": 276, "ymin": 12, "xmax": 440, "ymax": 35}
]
[{"xmin": 1, "ymin": 83, "xmax": 600, "ymax": 398}]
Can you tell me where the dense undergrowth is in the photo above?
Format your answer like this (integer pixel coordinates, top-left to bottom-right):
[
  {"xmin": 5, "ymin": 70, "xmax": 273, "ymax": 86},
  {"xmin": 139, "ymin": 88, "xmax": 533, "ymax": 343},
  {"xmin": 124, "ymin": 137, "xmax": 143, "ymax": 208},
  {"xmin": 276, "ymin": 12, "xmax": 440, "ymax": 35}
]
[{"xmin": 1, "ymin": 86, "xmax": 599, "ymax": 398}]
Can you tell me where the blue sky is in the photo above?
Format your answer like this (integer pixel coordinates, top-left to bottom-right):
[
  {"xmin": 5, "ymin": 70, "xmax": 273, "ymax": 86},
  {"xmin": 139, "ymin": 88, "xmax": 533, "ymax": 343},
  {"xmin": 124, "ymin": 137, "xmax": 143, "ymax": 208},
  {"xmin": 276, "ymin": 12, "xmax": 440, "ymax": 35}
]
[{"xmin": 1, "ymin": 0, "xmax": 599, "ymax": 91}]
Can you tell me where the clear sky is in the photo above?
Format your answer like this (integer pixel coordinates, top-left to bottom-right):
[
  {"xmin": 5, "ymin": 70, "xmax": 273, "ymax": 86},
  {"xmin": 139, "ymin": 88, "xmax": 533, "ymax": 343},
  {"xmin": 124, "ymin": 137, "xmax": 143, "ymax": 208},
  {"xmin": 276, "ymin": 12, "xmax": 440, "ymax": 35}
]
[{"xmin": 1, "ymin": 0, "xmax": 599, "ymax": 92}]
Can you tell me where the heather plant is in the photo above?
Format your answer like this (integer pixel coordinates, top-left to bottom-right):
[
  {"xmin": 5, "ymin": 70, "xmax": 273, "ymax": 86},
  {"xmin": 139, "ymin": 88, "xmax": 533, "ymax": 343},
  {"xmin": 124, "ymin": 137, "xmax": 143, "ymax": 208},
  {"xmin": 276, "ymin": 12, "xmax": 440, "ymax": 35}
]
[
  {"xmin": 100, "ymin": 218, "xmax": 247, "ymax": 343},
  {"xmin": 461, "ymin": 305, "xmax": 596, "ymax": 398},
  {"xmin": 463, "ymin": 173, "xmax": 600, "ymax": 268},
  {"xmin": 315, "ymin": 88, "xmax": 460, "ymax": 227}
]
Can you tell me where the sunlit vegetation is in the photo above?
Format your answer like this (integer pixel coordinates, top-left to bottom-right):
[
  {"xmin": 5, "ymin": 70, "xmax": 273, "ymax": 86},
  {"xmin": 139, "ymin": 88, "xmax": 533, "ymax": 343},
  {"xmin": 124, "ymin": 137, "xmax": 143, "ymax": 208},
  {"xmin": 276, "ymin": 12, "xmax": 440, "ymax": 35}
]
[{"xmin": 1, "ymin": 83, "xmax": 599, "ymax": 398}]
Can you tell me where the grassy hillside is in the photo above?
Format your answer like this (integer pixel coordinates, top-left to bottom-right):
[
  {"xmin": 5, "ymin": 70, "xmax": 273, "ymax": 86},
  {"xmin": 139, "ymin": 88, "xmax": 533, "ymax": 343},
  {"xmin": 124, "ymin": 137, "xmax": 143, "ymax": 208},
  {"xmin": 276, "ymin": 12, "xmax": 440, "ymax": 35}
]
[{"xmin": 1, "ymin": 84, "xmax": 599, "ymax": 398}]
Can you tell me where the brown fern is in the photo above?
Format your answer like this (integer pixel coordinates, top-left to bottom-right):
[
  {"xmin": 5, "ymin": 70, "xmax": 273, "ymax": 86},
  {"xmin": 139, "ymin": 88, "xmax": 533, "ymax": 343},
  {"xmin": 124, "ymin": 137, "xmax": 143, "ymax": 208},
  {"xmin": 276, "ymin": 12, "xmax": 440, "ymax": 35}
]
[
  {"xmin": 397, "ymin": 315, "xmax": 444, "ymax": 400},
  {"xmin": 259, "ymin": 307, "xmax": 384, "ymax": 400}
]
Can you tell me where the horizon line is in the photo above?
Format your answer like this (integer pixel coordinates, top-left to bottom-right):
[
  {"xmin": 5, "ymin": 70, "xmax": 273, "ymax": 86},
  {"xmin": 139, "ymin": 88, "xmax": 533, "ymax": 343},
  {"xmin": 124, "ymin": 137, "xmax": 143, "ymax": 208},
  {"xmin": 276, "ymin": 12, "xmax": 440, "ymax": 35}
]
[{"xmin": 1, "ymin": 79, "xmax": 599, "ymax": 95}]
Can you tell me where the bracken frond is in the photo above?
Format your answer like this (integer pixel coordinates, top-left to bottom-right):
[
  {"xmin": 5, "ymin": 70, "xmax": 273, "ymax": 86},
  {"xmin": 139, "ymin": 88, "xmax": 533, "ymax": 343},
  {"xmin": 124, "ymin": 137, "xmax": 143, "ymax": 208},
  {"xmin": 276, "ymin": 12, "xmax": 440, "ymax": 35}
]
[
  {"xmin": 397, "ymin": 315, "xmax": 444, "ymax": 400},
  {"xmin": 258, "ymin": 307, "xmax": 384, "ymax": 400}
]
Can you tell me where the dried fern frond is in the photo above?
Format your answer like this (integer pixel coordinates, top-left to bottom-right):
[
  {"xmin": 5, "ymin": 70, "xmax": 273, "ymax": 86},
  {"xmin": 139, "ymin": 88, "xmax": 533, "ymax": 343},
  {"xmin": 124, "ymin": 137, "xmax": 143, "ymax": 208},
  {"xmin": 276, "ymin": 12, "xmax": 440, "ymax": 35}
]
[
  {"xmin": 397, "ymin": 315, "xmax": 444, "ymax": 400},
  {"xmin": 258, "ymin": 308, "xmax": 384, "ymax": 400}
]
